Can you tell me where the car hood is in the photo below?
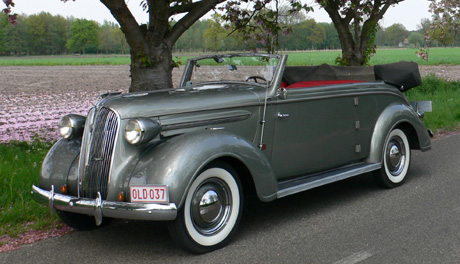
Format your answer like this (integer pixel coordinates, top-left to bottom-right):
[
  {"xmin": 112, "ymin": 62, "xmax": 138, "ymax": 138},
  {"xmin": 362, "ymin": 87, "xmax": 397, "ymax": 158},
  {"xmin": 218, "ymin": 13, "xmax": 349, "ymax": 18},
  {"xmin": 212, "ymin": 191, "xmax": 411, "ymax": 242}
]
[{"xmin": 101, "ymin": 84, "xmax": 264, "ymax": 120}]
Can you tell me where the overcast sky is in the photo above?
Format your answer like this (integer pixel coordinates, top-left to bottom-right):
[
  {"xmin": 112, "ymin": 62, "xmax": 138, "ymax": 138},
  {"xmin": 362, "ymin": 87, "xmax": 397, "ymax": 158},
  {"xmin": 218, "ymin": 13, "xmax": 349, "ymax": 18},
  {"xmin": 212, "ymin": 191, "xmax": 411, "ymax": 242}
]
[{"xmin": 13, "ymin": 0, "xmax": 431, "ymax": 31}]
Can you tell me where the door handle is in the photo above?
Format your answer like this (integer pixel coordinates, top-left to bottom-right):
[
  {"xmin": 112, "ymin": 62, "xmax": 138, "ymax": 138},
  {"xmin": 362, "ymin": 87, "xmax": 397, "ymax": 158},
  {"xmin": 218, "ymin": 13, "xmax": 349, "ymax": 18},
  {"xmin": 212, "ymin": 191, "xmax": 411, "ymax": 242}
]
[{"xmin": 277, "ymin": 112, "xmax": 290, "ymax": 118}]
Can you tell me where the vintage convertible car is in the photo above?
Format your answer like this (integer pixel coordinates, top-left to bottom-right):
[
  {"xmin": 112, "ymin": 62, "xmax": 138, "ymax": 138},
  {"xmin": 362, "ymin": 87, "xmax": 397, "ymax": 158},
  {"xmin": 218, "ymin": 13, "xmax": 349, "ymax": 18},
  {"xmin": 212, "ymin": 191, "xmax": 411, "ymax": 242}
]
[{"xmin": 32, "ymin": 53, "xmax": 432, "ymax": 253}]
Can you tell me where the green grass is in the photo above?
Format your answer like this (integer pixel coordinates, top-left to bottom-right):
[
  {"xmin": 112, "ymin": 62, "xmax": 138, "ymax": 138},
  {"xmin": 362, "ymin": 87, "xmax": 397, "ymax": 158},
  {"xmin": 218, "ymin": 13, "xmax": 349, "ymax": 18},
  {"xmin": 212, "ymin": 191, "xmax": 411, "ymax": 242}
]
[
  {"xmin": 0, "ymin": 139, "xmax": 59, "ymax": 237},
  {"xmin": 2, "ymin": 48, "xmax": 460, "ymax": 66},
  {"xmin": 0, "ymin": 55, "xmax": 130, "ymax": 66},
  {"xmin": 285, "ymin": 48, "xmax": 460, "ymax": 66},
  {"xmin": 406, "ymin": 75, "xmax": 460, "ymax": 133}
]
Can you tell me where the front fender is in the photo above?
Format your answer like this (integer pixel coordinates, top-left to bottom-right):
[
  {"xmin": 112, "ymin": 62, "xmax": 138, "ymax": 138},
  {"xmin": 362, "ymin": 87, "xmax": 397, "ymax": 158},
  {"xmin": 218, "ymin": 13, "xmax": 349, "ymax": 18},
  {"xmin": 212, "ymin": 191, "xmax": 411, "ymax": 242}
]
[
  {"xmin": 129, "ymin": 131, "xmax": 278, "ymax": 207},
  {"xmin": 39, "ymin": 138, "xmax": 81, "ymax": 195},
  {"xmin": 365, "ymin": 103, "xmax": 431, "ymax": 164}
]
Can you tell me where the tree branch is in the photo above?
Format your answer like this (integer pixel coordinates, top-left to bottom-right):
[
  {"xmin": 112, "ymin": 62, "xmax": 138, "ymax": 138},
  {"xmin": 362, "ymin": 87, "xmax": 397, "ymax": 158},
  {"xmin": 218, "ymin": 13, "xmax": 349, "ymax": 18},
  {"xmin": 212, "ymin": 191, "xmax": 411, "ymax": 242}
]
[
  {"xmin": 166, "ymin": 0, "xmax": 225, "ymax": 46},
  {"xmin": 169, "ymin": 1, "xmax": 203, "ymax": 16},
  {"xmin": 322, "ymin": 1, "xmax": 356, "ymax": 51},
  {"xmin": 226, "ymin": 8, "xmax": 261, "ymax": 37},
  {"xmin": 376, "ymin": 0, "xmax": 405, "ymax": 20},
  {"xmin": 99, "ymin": 0, "xmax": 144, "ymax": 50}
]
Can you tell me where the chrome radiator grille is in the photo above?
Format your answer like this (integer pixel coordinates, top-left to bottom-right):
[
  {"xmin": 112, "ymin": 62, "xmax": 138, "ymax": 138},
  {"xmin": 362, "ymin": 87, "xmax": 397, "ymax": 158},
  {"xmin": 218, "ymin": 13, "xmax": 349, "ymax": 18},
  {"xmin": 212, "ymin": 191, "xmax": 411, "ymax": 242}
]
[{"xmin": 81, "ymin": 107, "xmax": 118, "ymax": 199}]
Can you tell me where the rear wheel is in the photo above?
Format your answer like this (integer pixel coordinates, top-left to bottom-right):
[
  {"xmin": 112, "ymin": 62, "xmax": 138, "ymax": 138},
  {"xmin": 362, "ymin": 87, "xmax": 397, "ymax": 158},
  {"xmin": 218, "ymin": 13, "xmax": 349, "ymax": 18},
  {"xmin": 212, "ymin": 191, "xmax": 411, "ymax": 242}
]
[
  {"xmin": 374, "ymin": 129, "xmax": 411, "ymax": 188},
  {"xmin": 168, "ymin": 162, "xmax": 243, "ymax": 253}
]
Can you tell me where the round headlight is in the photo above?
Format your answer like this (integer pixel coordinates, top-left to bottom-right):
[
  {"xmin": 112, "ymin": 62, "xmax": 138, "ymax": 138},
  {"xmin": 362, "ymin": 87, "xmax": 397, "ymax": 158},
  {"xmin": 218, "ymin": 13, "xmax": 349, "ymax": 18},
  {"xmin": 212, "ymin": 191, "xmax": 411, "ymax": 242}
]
[
  {"xmin": 124, "ymin": 118, "xmax": 161, "ymax": 145},
  {"xmin": 59, "ymin": 114, "xmax": 86, "ymax": 140},
  {"xmin": 125, "ymin": 119, "xmax": 144, "ymax": 144},
  {"xmin": 59, "ymin": 116, "xmax": 73, "ymax": 139}
]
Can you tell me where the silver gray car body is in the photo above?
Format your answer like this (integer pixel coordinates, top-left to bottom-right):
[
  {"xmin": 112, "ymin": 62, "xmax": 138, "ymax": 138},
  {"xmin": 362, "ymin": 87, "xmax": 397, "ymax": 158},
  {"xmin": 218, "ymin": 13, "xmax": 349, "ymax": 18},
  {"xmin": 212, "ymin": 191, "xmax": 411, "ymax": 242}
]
[{"xmin": 32, "ymin": 53, "xmax": 432, "ymax": 252}]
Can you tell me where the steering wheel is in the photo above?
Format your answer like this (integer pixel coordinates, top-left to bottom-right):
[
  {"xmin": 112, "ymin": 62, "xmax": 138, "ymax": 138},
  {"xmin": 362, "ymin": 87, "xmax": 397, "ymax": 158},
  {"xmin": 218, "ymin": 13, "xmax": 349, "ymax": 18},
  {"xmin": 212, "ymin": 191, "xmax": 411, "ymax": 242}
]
[{"xmin": 246, "ymin": 76, "xmax": 267, "ymax": 83}]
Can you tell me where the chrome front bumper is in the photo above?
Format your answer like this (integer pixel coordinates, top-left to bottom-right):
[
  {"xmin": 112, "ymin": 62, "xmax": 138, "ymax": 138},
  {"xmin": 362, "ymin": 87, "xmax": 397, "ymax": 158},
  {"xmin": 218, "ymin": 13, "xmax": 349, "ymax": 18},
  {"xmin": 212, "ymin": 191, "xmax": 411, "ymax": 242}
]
[{"xmin": 32, "ymin": 185, "xmax": 177, "ymax": 225}]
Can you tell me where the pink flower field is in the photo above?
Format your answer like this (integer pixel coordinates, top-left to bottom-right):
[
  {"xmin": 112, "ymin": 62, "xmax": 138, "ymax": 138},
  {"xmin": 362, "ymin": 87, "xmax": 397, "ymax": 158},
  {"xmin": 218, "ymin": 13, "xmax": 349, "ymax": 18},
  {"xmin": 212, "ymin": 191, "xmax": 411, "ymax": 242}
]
[
  {"xmin": 0, "ymin": 65, "xmax": 131, "ymax": 143},
  {"xmin": 0, "ymin": 65, "xmax": 185, "ymax": 143}
]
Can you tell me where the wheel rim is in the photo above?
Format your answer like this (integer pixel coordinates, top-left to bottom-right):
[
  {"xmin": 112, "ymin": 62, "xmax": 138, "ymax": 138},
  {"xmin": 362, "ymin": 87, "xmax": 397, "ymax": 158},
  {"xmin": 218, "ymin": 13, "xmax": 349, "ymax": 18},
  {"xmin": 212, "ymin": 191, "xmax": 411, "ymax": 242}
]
[
  {"xmin": 190, "ymin": 178, "xmax": 232, "ymax": 236},
  {"xmin": 385, "ymin": 136, "xmax": 406, "ymax": 176}
]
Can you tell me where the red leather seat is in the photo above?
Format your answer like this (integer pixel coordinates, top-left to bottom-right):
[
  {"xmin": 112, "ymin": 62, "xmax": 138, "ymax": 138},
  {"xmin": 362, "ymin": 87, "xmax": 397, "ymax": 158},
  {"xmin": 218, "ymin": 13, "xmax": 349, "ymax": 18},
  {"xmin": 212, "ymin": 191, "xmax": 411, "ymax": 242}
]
[{"xmin": 285, "ymin": 80, "xmax": 366, "ymax": 89}]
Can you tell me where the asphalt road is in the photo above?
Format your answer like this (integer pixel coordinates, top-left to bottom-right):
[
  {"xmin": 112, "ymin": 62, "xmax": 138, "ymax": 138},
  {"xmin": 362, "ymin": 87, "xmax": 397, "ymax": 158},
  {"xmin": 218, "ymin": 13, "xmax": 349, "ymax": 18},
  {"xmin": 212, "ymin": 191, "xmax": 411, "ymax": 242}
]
[{"xmin": 2, "ymin": 134, "xmax": 460, "ymax": 264}]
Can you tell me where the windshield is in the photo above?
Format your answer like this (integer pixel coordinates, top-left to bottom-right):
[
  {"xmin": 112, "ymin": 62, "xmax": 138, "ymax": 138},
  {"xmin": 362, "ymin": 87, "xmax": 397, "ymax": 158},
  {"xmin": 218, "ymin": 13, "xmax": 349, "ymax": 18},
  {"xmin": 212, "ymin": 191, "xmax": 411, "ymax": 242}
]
[{"xmin": 181, "ymin": 55, "xmax": 280, "ymax": 87}]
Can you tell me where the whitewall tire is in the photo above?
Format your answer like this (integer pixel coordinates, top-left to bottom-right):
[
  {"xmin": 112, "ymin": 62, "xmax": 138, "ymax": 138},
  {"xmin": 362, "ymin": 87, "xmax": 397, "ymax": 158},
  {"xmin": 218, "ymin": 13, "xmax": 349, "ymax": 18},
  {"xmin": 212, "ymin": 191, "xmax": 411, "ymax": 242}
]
[
  {"xmin": 374, "ymin": 128, "xmax": 411, "ymax": 188},
  {"xmin": 168, "ymin": 162, "xmax": 243, "ymax": 253}
]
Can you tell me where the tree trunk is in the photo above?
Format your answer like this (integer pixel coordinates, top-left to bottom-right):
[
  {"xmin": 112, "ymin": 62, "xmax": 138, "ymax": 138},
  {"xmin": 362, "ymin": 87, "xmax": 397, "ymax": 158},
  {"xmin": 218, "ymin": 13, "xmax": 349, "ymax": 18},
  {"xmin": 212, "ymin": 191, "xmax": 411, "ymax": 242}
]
[
  {"xmin": 341, "ymin": 48, "xmax": 366, "ymax": 66},
  {"xmin": 129, "ymin": 43, "xmax": 174, "ymax": 92}
]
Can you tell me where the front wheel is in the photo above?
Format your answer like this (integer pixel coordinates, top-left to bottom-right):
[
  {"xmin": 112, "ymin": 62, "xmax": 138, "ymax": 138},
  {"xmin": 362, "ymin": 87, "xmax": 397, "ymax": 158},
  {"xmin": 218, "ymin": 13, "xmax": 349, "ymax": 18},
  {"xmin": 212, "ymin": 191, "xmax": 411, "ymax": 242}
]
[
  {"xmin": 373, "ymin": 128, "xmax": 411, "ymax": 188},
  {"xmin": 56, "ymin": 210, "xmax": 111, "ymax": 231},
  {"xmin": 168, "ymin": 162, "xmax": 243, "ymax": 253}
]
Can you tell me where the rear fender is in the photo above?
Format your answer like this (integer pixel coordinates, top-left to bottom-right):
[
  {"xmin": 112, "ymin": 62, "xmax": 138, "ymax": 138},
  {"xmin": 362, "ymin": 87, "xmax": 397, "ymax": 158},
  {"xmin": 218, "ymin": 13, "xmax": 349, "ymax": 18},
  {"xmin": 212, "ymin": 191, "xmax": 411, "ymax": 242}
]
[
  {"xmin": 129, "ymin": 131, "xmax": 278, "ymax": 208},
  {"xmin": 365, "ymin": 103, "xmax": 431, "ymax": 164}
]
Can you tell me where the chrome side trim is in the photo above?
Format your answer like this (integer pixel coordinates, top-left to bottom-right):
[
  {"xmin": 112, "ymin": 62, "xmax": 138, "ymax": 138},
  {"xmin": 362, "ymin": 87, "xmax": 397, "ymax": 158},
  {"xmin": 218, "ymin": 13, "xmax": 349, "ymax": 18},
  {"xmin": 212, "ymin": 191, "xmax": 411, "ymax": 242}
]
[
  {"xmin": 277, "ymin": 163, "xmax": 381, "ymax": 198},
  {"xmin": 32, "ymin": 185, "xmax": 177, "ymax": 221},
  {"xmin": 161, "ymin": 114, "xmax": 251, "ymax": 131},
  {"xmin": 272, "ymin": 89, "xmax": 407, "ymax": 106}
]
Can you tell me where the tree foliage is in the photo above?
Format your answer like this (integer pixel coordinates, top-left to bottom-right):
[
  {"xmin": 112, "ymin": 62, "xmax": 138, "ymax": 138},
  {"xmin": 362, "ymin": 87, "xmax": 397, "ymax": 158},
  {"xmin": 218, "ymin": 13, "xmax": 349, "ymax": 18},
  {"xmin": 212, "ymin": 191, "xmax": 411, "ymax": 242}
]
[
  {"xmin": 0, "ymin": 12, "xmax": 128, "ymax": 55},
  {"xmin": 385, "ymin": 23, "xmax": 407, "ymax": 46},
  {"xmin": 203, "ymin": 15, "xmax": 226, "ymax": 51},
  {"xmin": 99, "ymin": 21, "xmax": 128, "ymax": 54},
  {"xmin": 222, "ymin": 0, "xmax": 311, "ymax": 53},
  {"xmin": 67, "ymin": 19, "xmax": 99, "ymax": 54},
  {"xmin": 418, "ymin": 0, "xmax": 460, "ymax": 59},
  {"xmin": 408, "ymin": 32, "xmax": 424, "ymax": 47}
]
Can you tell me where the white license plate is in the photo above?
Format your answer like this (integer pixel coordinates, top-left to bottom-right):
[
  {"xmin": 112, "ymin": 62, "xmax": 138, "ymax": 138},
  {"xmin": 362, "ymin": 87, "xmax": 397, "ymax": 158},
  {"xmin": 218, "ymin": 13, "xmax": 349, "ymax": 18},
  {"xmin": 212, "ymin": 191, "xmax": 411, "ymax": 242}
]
[{"xmin": 130, "ymin": 186, "xmax": 168, "ymax": 203}]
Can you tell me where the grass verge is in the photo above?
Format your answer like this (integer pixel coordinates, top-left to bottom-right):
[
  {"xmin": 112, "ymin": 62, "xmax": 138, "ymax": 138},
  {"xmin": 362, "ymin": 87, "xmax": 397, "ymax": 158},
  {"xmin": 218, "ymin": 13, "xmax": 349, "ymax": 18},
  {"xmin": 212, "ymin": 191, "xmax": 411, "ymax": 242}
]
[
  {"xmin": 0, "ymin": 139, "xmax": 59, "ymax": 238},
  {"xmin": 406, "ymin": 75, "xmax": 460, "ymax": 133}
]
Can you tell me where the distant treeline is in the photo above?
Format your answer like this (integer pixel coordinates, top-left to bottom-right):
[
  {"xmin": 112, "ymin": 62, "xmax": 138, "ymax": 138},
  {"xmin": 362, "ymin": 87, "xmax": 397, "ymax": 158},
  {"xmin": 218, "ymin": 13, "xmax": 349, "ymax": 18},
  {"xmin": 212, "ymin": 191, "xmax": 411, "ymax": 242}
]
[
  {"xmin": 0, "ymin": 12, "xmax": 129, "ymax": 56},
  {"xmin": 0, "ymin": 12, "xmax": 458, "ymax": 56}
]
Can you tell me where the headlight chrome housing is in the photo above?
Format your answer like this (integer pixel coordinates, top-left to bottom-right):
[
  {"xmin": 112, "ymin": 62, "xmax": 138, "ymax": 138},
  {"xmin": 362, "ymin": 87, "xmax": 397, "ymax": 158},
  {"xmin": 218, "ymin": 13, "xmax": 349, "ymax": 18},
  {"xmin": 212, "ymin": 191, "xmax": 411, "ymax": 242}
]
[
  {"xmin": 124, "ymin": 118, "xmax": 161, "ymax": 145},
  {"xmin": 58, "ymin": 114, "xmax": 86, "ymax": 140}
]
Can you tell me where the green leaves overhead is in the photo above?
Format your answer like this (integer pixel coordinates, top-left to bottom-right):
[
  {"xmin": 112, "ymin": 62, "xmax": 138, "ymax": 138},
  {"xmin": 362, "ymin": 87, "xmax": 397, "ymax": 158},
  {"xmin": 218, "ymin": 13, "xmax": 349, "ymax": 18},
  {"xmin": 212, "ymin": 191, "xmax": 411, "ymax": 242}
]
[{"xmin": 221, "ymin": 0, "xmax": 312, "ymax": 53}]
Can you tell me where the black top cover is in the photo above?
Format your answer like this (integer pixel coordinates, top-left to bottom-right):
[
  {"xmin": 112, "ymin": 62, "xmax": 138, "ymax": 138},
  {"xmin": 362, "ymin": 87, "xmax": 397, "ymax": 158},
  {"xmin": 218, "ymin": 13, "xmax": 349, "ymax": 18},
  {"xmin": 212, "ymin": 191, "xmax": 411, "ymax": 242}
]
[
  {"xmin": 282, "ymin": 61, "xmax": 421, "ymax": 92},
  {"xmin": 374, "ymin": 61, "xmax": 422, "ymax": 92}
]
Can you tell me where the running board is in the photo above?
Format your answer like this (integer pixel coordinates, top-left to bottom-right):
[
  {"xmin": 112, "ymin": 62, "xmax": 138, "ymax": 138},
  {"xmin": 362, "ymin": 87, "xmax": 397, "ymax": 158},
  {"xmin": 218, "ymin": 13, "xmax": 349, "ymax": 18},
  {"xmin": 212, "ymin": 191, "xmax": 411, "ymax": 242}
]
[{"xmin": 277, "ymin": 163, "xmax": 381, "ymax": 198}]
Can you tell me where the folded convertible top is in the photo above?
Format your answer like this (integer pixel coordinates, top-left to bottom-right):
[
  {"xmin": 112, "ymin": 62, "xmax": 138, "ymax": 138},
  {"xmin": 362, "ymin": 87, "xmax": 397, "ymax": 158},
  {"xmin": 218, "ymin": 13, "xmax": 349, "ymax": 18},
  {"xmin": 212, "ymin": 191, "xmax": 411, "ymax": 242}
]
[
  {"xmin": 282, "ymin": 61, "xmax": 421, "ymax": 92},
  {"xmin": 374, "ymin": 61, "xmax": 421, "ymax": 92}
]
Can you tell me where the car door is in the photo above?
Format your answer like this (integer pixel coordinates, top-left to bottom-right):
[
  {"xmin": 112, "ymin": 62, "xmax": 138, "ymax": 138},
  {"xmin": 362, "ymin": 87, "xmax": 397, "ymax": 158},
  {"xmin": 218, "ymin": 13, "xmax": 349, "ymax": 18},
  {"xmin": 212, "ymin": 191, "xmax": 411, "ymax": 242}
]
[{"xmin": 269, "ymin": 87, "xmax": 360, "ymax": 179}]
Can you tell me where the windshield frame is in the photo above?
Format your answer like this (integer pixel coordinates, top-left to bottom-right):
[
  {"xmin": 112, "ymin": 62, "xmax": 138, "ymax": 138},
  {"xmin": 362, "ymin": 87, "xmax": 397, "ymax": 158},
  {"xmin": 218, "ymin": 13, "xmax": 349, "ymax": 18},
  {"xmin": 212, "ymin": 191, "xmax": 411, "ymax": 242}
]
[{"xmin": 179, "ymin": 53, "xmax": 286, "ymax": 96}]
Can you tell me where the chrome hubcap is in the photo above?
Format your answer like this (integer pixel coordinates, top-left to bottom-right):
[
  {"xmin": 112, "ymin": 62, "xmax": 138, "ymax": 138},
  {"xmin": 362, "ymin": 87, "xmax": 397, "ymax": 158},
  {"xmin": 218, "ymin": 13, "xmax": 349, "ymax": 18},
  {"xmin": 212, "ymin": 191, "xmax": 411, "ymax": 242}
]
[
  {"xmin": 199, "ymin": 190, "xmax": 222, "ymax": 223},
  {"xmin": 386, "ymin": 136, "xmax": 406, "ymax": 176},
  {"xmin": 191, "ymin": 178, "xmax": 232, "ymax": 235}
]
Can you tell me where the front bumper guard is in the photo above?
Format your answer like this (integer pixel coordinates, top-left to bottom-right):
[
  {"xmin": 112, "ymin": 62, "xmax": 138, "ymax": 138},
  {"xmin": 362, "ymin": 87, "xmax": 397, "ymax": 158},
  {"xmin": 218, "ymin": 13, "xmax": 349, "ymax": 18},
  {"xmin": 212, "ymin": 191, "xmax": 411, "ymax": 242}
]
[{"xmin": 32, "ymin": 185, "xmax": 177, "ymax": 225}]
